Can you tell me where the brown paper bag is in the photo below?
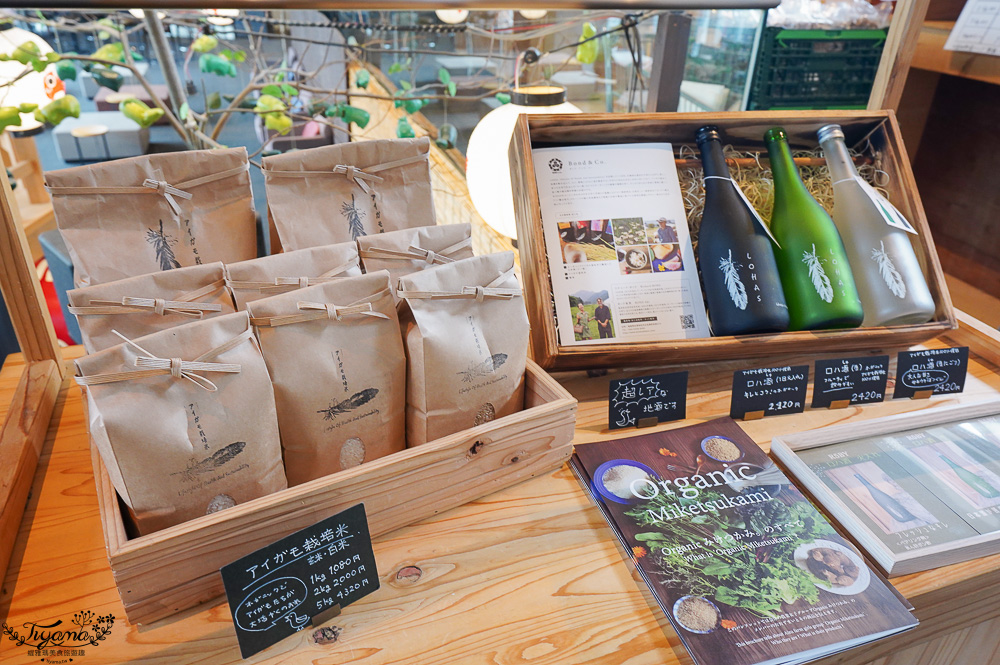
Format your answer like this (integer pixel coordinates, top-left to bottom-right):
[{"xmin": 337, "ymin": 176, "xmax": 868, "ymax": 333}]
[
  {"xmin": 357, "ymin": 223, "xmax": 474, "ymax": 300},
  {"xmin": 397, "ymin": 252, "xmax": 529, "ymax": 446},
  {"xmin": 75, "ymin": 311, "xmax": 286, "ymax": 535},
  {"xmin": 247, "ymin": 271, "xmax": 405, "ymax": 485},
  {"xmin": 68, "ymin": 261, "xmax": 235, "ymax": 354},
  {"xmin": 45, "ymin": 147, "xmax": 257, "ymax": 287},
  {"xmin": 262, "ymin": 137, "xmax": 434, "ymax": 250},
  {"xmin": 224, "ymin": 242, "xmax": 362, "ymax": 310}
]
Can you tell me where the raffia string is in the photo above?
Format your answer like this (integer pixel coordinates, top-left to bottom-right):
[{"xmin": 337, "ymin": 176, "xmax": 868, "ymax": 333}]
[
  {"xmin": 68, "ymin": 279, "xmax": 227, "ymax": 319},
  {"xmin": 74, "ymin": 327, "xmax": 253, "ymax": 392},
  {"xmin": 263, "ymin": 153, "xmax": 427, "ymax": 195},
  {"xmin": 45, "ymin": 163, "xmax": 250, "ymax": 219},
  {"xmin": 250, "ymin": 288, "xmax": 392, "ymax": 327},
  {"xmin": 225, "ymin": 256, "xmax": 361, "ymax": 294},
  {"xmin": 359, "ymin": 237, "xmax": 473, "ymax": 266},
  {"xmin": 397, "ymin": 267, "xmax": 521, "ymax": 302}
]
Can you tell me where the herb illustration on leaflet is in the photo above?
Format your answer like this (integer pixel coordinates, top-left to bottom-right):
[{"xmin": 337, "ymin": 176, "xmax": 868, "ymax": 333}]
[{"xmin": 571, "ymin": 418, "xmax": 917, "ymax": 665}]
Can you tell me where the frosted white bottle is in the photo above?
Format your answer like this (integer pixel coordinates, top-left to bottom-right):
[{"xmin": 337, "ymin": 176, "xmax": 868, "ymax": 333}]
[{"xmin": 817, "ymin": 124, "xmax": 937, "ymax": 327}]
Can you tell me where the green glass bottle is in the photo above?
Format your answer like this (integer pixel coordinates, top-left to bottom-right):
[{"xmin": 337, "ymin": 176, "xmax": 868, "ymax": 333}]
[
  {"xmin": 940, "ymin": 454, "xmax": 1000, "ymax": 498},
  {"xmin": 764, "ymin": 127, "xmax": 864, "ymax": 330}
]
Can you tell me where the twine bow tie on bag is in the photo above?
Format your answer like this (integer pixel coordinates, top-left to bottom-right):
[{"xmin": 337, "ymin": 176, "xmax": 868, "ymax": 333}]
[
  {"xmin": 69, "ymin": 279, "xmax": 227, "ymax": 320},
  {"xmin": 264, "ymin": 154, "xmax": 428, "ymax": 235},
  {"xmin": 249, "ymin": 289, "xmax": 392, "ymax": 327},
  {"xmin": 359, "ymin": 237, "xmax": 474, "ymax": 266},
  {"xmin": 46, "ymin": 163, "xmax": 249, "ymax": 220},
  {"xmin": 75, "ymin": 328, "xmax": 253, "ymax": 392},
  {"xmin": 396, "ymin": 267, "xmax": 522, "ymax": 303},
  {"xmin": 225, "ymin": 256, "xmax": 362, "ymax": 296}
]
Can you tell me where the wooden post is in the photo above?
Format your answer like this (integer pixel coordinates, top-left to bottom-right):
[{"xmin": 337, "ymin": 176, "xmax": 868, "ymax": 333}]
[
  {"xmin": 6, "ymin": 131, "xmax": 49, "ymax": 205},
  {"xmin": 0, "ymin": 161, "xmax": 62, "ymax": 371},
  {"xmin": 0, "ymin": 359, "xmax": 61, "ymax": 579},
  {"xmin": 868, "ymin": 0, "xmax": 933, "ymax": 111},
  {"xmin": 645, "ymin": 12, "xmax": 693, "ymax": 112}
]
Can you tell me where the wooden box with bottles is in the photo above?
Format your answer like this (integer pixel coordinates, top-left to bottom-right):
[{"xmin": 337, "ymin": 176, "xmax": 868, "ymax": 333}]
[{"xmin": 508, "ymin": 110, "xmax": 956, "ymax": 371}]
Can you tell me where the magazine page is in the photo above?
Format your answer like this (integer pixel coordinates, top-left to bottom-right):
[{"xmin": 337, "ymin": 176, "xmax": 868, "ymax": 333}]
[
  {"xmin": 531, "ymin": 143, "xmax": 711, "ymax": 345},
  {"xmin": 796, "ymin": 437, "xmax": 979, "ymax": 555},
  {"xmin": 572, "ymin": 418, "xmax": 917, "ymax": 665},
  {"xmin": 880, "ymin": 428, "xmax": 1000, "ymax": 534}
]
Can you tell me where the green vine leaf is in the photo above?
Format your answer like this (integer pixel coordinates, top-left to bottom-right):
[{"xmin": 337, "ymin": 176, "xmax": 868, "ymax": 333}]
[
  {"xmin": 447, "ymin": 81, "xmax": 457, "ymax": 97},
  {"xmin": 260, "ymin": 84, "xmax": 282, "ymax": 98},
  {"xmin": 437, "ymin": 67, "xmax": 451, "ymax": 85}
]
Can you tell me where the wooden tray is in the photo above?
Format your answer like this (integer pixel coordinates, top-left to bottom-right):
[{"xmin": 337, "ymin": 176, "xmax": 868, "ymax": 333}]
[
  {"xmin": 90, "ymin": 359, "xmax": 577, "ymax": 625},
  {"xmin": 508, "ymin": 110, "xmax": 957, "ymax": 370}
]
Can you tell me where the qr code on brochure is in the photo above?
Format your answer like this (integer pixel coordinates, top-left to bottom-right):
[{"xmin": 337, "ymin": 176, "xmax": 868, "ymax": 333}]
[{"xmin": 680, "ymin": 314, "xmax": 695, "ymax": 330}]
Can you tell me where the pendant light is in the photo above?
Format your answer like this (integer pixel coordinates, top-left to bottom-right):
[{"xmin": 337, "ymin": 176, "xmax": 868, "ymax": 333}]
[{"xmin": 466, "ymin": 50, "xmax": 580, "ymax": 239}]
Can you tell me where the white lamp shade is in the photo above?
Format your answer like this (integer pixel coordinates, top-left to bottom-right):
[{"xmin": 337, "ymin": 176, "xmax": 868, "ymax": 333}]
[
  {"xmin": 435, "ymin": 10, "xmax": 470, "ymax": 24},
  {"xmin": 466, "ymin": 91, "xmax": 579, "ymax": 239},
  {"xmin": 518, "ymin": 10, "xmax": 549, "ymax": 19},
  {"xmin": 0, "ymin": 26, "xmax": 59, "ymax": 131}
]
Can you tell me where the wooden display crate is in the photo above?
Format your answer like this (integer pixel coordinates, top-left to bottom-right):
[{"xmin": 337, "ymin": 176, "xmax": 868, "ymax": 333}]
[
  {"xmin": 508, "ymin": 110, "xmax": 957, "ymax": 370},
  {"xmin": 90, "ymin": 359, "xmax": 576, "ymax": 625}
]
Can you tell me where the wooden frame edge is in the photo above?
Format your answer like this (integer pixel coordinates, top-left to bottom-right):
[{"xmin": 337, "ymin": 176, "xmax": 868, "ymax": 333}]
[{"xmin": 0, "ymin": 359, "xmax": 61, "ymax": 579}]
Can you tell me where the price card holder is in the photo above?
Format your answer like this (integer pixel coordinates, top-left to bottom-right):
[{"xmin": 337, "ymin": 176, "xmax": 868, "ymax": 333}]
[
  {"xmin": 221, "ymin": 503, "xmax": 379, "ymax": 659},
  {"xmin": 812, "ymin": 355, "xmax": 889, "ymax": 409},
  {"xmin": 893, "ymin": 347, "xmax": 969, "ymax": 399},
  {"xmin": 608, "ymin": 371, "xmax": 688, "ymax": 430},
  {"xmin": 730, "ymin": 365, "xmax": 809, "ymax": 420}
]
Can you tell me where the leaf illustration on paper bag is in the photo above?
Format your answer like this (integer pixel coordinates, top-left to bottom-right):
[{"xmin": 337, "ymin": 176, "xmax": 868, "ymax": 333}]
[
  {"xmin": 871, "ymin": 241, "xmax": 906, "ymax": 298},
  {"xmin": 318, "ymin": 388, "xmax": 380, "ymax": 421},
  {"xmin": 802, "ymin": 244, "xmax": 834, "ymax": 303},
  {"xmin": 341, "ymin": 193, "xmax": 367, "ymax": 240},
  {"xmin": 458, "ymin": 353, "xmax": 508, "ymax": 383},
  {"xmin": 146, "ymin": 219, "xmax": 181, "ymax": 271},
  {"xmin": 719, "ymin": 249, "xmax": 748, "ymax": 310},
  {"xmin": 171, "ymin": 441, "xmax": 247, "ymax": 481}
]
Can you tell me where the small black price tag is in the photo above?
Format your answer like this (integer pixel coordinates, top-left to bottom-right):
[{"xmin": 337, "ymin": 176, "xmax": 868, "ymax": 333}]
[
  {"xmin": 608, "ymin": 371, "xmax": 688, "ymax": 430},
  {"xmin": 893, "ymin": 347, "xmax": 969, "ymax": 398},
  {"xmin": 812, "ymin": 355, "xmax": 889, "ymax": 408},
  {"xmin": 221, "ymin": 503, "xmax": 379, "ymax": 659},
  {"xmin": 730, "ymin": 365, "xmax": 809, "ymax": 419}
]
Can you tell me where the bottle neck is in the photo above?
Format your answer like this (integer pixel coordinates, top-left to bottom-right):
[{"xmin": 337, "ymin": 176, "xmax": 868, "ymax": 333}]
[
  {"xmin": 698, "ymin": 138, "xmax": 732, "ymax": 180},
  {"xmin": 819, "ymin": 135, "xmax": 858, "ymax": 184},
  {"xmin": 766, "ymin": 137, "xmax": 810, "ymax": 199}
]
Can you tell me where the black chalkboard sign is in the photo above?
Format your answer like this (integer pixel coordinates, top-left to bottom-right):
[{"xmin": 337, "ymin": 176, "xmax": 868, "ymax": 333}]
[
  {"xmin": 608, "ymin": 371, "xmax": 688, "ymax": 430},
  {"xmin": 893, "ymin": 347, "xmax": 969, "ymax": 398},
  {"xmin": 730, "ymin": 365, "xmax": 809, "ymax": 419},
  {"xmin": 812, "ymin": 355, "xmax": 889, "ymax": 408},
  {"xmin": 221, "ymin": 503, "xmax": 379, "ymax": 659}
]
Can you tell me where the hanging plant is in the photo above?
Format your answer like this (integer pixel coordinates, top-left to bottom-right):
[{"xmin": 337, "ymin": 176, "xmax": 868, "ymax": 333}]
[
  {"xmin": 576, "ymin": 22, "xmax": 600, "ymax": 64},
  {"xmin": 34, "ymin": 95, "xmax": 80, "ymax": 126},
  {"xmin": 91, "ymin": 66, "xmax": 124, "ymax": 91},
  {"xmin": 199, "ymin": 53, "xmax": 236, "ymax": 77},
  {"xmin": 0, "ymin": 103, "xmax": 37, "ymax": 131},
  {"xmin": 435, "ymin": 123, "xmax": 457, "ymax": 150},
  {"xmin": 396, "ymin": 116, "xmax": 415, "ymax": 138},
  {"xmin": 326, "ymin": 103, "xmax": 370, "ymax": 129},
  {"xmin": 191, "ymin": 34, "xmax": 218, "ymax": 53},
  {"xmin": 120, "ymin": 97, "xmax": 164, "ymax": 128}
]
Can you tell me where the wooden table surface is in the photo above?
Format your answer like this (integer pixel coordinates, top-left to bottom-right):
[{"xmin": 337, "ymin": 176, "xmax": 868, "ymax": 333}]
[{"xmin": 4, "ymin": 315, "xmax": 1000, "ymax": 665}]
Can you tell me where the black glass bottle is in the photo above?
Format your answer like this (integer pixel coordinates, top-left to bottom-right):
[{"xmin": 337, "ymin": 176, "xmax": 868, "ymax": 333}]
[{"xmin": 695, "ymin": 126, "xmax": 790, "ymax": 336}]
